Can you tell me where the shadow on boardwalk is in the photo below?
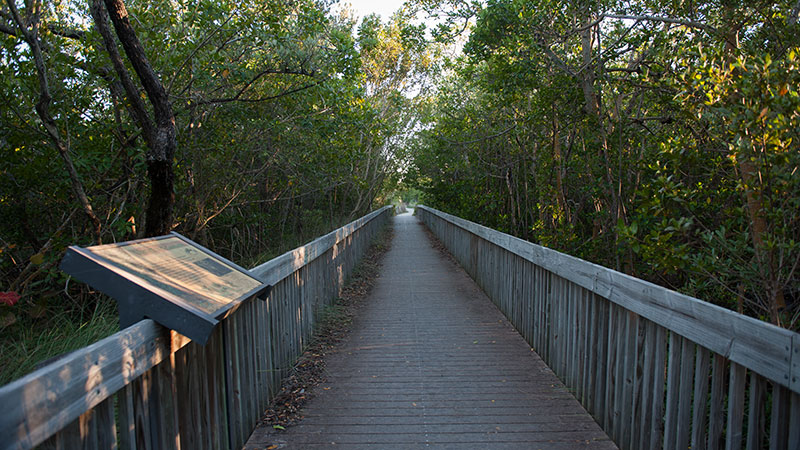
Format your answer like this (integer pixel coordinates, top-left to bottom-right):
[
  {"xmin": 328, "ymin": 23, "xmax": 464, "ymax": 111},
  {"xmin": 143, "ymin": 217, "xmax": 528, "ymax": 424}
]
[{"xmin": 246, "ymin": 212, "xmax": 616, "ymax": 449}]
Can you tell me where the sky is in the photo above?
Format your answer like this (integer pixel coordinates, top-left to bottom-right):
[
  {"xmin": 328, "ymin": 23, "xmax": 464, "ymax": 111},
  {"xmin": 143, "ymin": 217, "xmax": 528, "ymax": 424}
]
[{"xmin": 337, "ymin": 0, "xmax": 408, "ymax": 22}]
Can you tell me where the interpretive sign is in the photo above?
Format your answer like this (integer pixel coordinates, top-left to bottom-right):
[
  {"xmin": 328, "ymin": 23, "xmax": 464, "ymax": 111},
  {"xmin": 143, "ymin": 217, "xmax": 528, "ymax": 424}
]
[{"xmin": 60, "ymin": 233, "xmax": 270, "ymax": 344}]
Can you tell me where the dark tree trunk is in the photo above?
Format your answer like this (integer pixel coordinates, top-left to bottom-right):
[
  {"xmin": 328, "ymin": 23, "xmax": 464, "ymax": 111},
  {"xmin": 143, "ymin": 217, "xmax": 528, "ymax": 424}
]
[
  {"xmin": 98, "ymin": 0, "xmax": 177, "ymax": 236},
  {"xmin": 145, "ymin": 159, "xmax": 175, "ymax": 236}
]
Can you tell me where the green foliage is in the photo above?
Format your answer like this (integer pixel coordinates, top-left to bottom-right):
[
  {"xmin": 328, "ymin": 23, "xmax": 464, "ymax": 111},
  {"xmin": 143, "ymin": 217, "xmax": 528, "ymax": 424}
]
[
  {"xmin": 408, "ymin": 0, "xmax": 800, "ymax": 329},
  {"xmin": 1, "ymin": 0, "xmax": 433, "ymax": 381}
]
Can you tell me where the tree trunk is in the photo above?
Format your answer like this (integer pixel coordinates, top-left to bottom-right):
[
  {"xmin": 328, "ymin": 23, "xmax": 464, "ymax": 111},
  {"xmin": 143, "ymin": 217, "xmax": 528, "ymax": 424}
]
[
  {"xmin": 5, "ymin": 0, "xmax": 103, "ymax": 243},
  {"xmin": 99, "ymin": 0, "xmax": 177, "ymax": 236},
  {"xmin": 720, "ymin": 5, "xmax": 785, "ymax": 322},
  {"xmin": 552, "ymin": 105, "xmax": 570, "ymax": 225}
]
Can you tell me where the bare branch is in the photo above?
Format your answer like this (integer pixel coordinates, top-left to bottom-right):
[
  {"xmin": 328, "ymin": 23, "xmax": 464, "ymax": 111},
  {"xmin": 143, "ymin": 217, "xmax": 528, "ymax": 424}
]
[
  {"xmin": 208, "ymin": 66, "xmax": 316, "ymax": 103},
  {"xmin": 4, "ymin": 0, "xmax": 103, "ymax": 242},
  {"xmin": 48, "ymin": 25, "xmax": 84, "ymax": 39},
  {"xmin": 103, "ymin": 0, "xmax": 174, "ymax": 133},
  {"xmin": 198, "ymin": 79, "xmax": 322, "ymax": 105},
  {"xmin": 790, "ymin": 0, "xmax": 800, "ymax": 26},
  {"xmin": 89, "ymin": 0, "xmax": 155, "ymax": 146},
  {"xmin": 166, "ymin": 12, "xmax": 235, "ymax": 94},
  {"xmin": 0, "ymin": 20, "xmax": 16, "ymax": 36},
  {"xmin": 602, "ymin": 13, "xmax": 718, "ymax": 35}
]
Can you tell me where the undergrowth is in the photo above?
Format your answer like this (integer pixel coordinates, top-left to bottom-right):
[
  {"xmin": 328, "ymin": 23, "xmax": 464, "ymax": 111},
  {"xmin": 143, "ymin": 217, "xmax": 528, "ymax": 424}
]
[{"xmin": 0, "ymin": 298, "xmax": 119, "ymax": 385}]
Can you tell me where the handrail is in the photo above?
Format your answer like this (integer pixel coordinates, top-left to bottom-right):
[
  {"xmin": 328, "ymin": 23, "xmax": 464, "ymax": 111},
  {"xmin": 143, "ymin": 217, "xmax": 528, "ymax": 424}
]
[
  {"xmin": 251, "ymin": 206, "xmax": 389, "ymax": 284},
  {"xmin": 417, "ymin": 205, "xmax": 800, "ymax": 450},
  {"xmin": 0, "ymin": 205, "xmax": 392, "ymax": 450}
]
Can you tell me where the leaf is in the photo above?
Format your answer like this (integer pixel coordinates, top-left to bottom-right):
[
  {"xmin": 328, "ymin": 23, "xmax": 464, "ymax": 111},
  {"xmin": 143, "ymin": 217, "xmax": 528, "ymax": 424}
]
[
  {"xmin": 30, "ymin": 253, "xmax": 44, "ymax": 265},
  {"xmin": 272, "ymin": 425, "xmax": 285, "ymax": 430},
  {"xmin": 267, "ymin": 446, "xmax": 278, "ymax": 450},
  {"xmin": 0, "ymin": 291, "xmax": 20, "ymax": 306}
]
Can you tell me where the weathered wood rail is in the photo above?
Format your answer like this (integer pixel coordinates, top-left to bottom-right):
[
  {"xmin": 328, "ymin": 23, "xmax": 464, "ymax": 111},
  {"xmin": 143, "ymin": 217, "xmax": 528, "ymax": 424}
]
[
  {"xmin": 417, "ymin": 206, "xmax": 800, "ymax": 450},
  {"xmin": 0, "ymin": 206, "xmax": 392, "ymax": 450}
]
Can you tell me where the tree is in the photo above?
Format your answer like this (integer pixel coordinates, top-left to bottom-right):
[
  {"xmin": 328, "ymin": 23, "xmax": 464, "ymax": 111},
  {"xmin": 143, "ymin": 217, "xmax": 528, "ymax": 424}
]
[
  {"xmin": 408, "ymin": 0, "xmax": 800, "ymax": 329},
  {"xmin": 3, "ymin": 0, "xmax": 102, "ymax": 242}
]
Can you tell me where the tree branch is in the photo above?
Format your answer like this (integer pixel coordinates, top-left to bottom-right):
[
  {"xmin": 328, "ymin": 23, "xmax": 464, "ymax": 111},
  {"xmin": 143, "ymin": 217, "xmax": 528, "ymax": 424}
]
[
  {"xmin": 166, "ymin": 12, "xmax": 235, "ymax": 94},
  {"xmin": 0, "ymin": 20, "xmax": 16, "ymax": 37},
  {"xmin": 790, "ymin": 0, "xmax": 800, "ymax": 26},
  {"xmin": 209, "ymin": 66, "xmax": 316, "ymax": 103},
  {"xmin": 198, "ymin": 80, "xmax": 322, "ymax": 105},
  {"xmin": 102, "ymin": 0, "xmax": 175, "ymax": 135},
  {"xmin": 602, "ymin": 13, "xmax": 718, "ymax": 35},
  {"xmin": 89, "ymin": 0, "xmax": 155, "ymax": 146},
  {"xmin": 5, "ymin": 0, "xmax": 103, "ymax": 242},
  {"xmin": 96, "ymin": 0, "xmax": 179, "ymax": 236}
]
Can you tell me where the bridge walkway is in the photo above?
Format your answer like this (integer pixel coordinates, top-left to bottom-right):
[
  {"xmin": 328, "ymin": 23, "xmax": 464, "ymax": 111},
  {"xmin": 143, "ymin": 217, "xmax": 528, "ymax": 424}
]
[{"xmin": 246, "ymin": 212, "xmax": 616, "ymax": 449}]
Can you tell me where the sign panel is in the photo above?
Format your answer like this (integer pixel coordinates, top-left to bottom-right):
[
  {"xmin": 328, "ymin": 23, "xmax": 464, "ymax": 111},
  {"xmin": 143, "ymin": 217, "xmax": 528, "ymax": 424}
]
[
  {"xmin": 90, "ymin": 236, "xmax": 261, "ymax": 316},
  {"xmin": 60, "ymin": 233, "xmax": 269, "ymax": 344}
]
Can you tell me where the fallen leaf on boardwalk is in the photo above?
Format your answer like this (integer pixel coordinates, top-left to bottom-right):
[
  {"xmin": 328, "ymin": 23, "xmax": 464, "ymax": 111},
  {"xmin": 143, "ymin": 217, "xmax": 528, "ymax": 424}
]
[
  {"xmin": 273, "ymin": 425, "xmax": 285, "ymax": 430},
  {"xmin": 267, "ymin": 445, "xmax": 278, "ymax": 450}
]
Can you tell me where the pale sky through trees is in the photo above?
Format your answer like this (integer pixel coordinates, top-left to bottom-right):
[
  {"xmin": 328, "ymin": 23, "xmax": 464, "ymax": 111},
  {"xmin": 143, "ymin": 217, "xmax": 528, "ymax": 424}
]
[{"xmin": 339, "ymin": 0, "xmax": 406, "ymax": 21}]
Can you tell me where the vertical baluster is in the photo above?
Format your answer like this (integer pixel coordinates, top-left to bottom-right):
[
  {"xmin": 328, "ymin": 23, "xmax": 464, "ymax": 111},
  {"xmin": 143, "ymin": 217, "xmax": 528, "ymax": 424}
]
[
  {"xmin": 650, "ymin": 325, "xmax": 667, "ymax": 450},
  {"xmin": 769, "ymin": 384, "xmax": 790, "ymax": 450},
  {"xmin": 604, "ymin": 303, "xmax": 618, "ymax": 433},
  {"xmin": 664, "ymin": 331, "xmax": 682, "ymax": 450},
  {"xmin": 621, "ymin": 311, "xmax": 639, "ymax": 450},
  {"xmin": 725, "ymin": 363, "xmax": 747, "ymax": 450},
  {"xmin": 676, "ymin": 337, "xmax": 696, "ymax": 450},
  {"xmin": 638, "ymin": 320, "xmax": 656, "ymax": 450},
  {"xmin": 118, "ymin": 383, "xmax": 136, "ymax": 450},
  {"xmin": 584, "ymin": 289, "xmax": 597, "ymax": 413},
  {"xmin": 708, "ymin": 354, "xmax": 727, "ymax": 450},
  {"xmin": 691, "ymin": 347, "xmax": 711, "ymax": 450},
  {"xmin": 745, "ymin": 373, "xmax": 766, "ymax": 450},
  {"xmin": 788, "ymin": 392, "xmax": 800, "ymax": 450},
  {"xmin": 612, "ymin": 306, "xmax": 626, "ymax": 444},
  {"xmin": 592, "ymin": 295, "xmax": 607, "ymax": 428}
]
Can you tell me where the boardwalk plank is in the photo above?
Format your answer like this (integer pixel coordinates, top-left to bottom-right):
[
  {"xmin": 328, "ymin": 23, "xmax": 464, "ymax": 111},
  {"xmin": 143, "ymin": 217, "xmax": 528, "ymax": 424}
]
[{"xmin": 245, "ymin": 212, "xmax": 614, "ymax": 450}]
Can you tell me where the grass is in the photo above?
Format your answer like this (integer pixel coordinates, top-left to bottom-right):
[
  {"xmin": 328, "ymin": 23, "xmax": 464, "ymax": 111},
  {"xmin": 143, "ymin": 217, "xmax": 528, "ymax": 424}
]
[{"xmin": 0, "ymin": 298, "xmax": 119, "ymax": 386}]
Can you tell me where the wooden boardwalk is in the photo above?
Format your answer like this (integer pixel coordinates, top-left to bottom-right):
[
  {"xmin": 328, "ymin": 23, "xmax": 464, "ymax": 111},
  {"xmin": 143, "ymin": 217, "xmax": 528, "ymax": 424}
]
[{"xmin": 246, "ymin": 212, "xmax": 616, "ymax": 449}]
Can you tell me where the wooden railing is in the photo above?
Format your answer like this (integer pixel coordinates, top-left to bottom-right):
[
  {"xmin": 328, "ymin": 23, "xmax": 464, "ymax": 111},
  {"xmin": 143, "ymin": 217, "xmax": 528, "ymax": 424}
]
[
  {"xmin": 0, "ymin": 206, "xmax": 392, "ymax": 450},
  {"xmin": 417, "ymin": 206, "xmax": 800, "ymax": 450}
]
